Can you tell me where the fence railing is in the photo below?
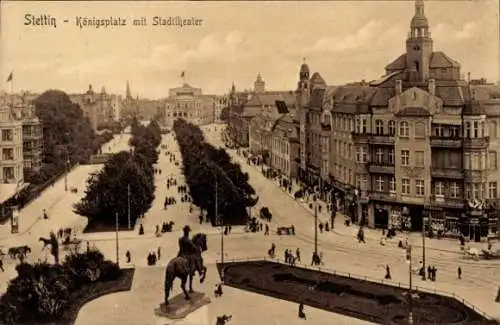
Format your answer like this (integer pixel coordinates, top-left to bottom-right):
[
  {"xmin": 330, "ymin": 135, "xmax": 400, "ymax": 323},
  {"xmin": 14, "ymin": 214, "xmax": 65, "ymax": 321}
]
[{"xmin": 216, "ymin": 256, "xmax": 494, "ymax": 321}]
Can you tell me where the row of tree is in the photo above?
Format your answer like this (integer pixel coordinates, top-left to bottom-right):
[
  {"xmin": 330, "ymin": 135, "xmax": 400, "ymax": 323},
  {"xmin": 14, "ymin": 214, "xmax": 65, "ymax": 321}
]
[
  {"xmin": 74, "ymin": 118, "xmax": 161, "ymax": 228},
  {"xmin": 173, "ymin": 119, "xmax": 257, "ymax": 225}
]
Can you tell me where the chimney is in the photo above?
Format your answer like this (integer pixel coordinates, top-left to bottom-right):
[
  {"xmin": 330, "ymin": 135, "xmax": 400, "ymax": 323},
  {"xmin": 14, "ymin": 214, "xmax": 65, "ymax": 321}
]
[
  {"xmin": 428, "ymin": 79, "xmax": 435, "ymax": 96},
  {"xmin": 395, "ymin": 80, "xmax": 402, "ymax": 94}
]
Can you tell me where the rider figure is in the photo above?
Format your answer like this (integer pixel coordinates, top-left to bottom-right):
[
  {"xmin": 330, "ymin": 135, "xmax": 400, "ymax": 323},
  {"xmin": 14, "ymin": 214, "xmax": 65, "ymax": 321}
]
[{"xmin": 177, "ymin": 225, "xmax": 197, "ymax": 257}]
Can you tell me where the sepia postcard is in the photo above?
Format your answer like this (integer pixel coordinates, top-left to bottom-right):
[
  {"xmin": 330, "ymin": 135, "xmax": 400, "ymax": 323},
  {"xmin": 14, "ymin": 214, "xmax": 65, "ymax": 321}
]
[{"xmin": 0, "ymin": 1, "xmax": 500, "ymax": 325}]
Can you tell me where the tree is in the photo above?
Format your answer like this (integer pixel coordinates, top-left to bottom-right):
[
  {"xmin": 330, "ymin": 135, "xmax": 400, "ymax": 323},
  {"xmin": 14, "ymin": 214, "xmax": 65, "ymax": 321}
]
[
  {"xmin": 173, "ymin": 118, "xmax": 258, "ymax": 224},
  {"xmin": 73, "ymin": 151, "xmax": 154, "ymax": 226}
]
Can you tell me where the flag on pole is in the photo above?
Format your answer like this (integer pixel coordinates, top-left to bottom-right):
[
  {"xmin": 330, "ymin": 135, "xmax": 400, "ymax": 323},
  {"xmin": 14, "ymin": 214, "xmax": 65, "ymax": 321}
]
[
  {"xmin": 6, "ymin": 71, "xmax": 13, "ymax": 82},
  {"xmin": 180, "ymin": 71, "xmax": 185, "ymax": 78}
]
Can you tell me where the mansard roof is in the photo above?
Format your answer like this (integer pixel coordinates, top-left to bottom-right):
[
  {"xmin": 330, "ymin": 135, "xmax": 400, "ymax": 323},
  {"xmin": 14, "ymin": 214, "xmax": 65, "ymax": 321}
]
[
  {"xmin": 395, "ymin": 106, "xmax": 431, "ymax": 117},
  {"xmin": 385, "ymin": 51, "xmax": 461, "ymax": 71}
]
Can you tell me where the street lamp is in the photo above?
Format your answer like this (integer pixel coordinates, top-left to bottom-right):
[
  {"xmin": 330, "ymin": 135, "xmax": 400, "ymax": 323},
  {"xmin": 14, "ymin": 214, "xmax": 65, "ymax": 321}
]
[
  {"xmin": 313, "ymin": 195, "xmax": 318, "ymax": 255},
  {"xmin": 402, "ymin": 206, "xmax": 413, "ymax": 324},
  {"xmin": 64, "ymin": 146, "xmax": 69, "ymax": 192}
]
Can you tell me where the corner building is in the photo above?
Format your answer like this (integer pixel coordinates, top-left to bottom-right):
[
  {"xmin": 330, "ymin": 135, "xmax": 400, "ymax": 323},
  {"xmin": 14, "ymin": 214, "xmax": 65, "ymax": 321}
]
[{"xmin": 299, "ymin": 0, "xmax": 498, "ymax": 236}]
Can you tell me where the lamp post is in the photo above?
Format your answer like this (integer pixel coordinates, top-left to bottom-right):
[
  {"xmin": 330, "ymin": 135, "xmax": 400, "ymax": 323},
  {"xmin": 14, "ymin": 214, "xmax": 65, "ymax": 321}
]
[
  {"xmin": 402, "ymin": 206, "xmax": 413, "ymax": 324},
  {"xmin": 216, "ymin": 178, "xmax": 224, "ymax": 281},
  {"xmin": 64, "ymin": 147, "xmax": 69, "ymax": 192},
  {"xmin": 127, "ymin": 184, "xmax": 131, "ymax": 230},
  {"xmin": 313, "ymin": 195, "xmax": 318, "ymax": 255},
  {"xmin": 115, "ymin": 212, "xmax": 120, "ymax": 266}
]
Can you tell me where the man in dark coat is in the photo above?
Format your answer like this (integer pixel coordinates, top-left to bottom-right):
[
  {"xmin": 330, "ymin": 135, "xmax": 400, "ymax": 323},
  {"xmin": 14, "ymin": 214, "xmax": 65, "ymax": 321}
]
[{"xmin": 177, "ymin": 225, "xmax": 201, "ymax": 273}]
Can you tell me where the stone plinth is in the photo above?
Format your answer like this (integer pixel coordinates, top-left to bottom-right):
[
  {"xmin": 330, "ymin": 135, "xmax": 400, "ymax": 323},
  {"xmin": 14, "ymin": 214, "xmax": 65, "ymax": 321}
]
[{"xmin": 154, "ymin": 292, "xmax": 211, "ymax": 319}]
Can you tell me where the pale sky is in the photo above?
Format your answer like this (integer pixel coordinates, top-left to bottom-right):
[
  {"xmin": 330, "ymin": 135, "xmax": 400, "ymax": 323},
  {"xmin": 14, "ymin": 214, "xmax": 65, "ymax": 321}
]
[{"xmin": 0, "ymin": 0, "xmax": 498, "ymax": 99}]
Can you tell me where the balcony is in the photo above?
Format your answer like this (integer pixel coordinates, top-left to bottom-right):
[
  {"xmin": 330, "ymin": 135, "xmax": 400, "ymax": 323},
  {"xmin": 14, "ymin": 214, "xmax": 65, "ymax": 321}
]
[
  {"xmin": 431, "ymin": 195, "xmax": 464, "ymax": 209},
  {"xmin": 351, "ymin": 132, "xmax": 369, "ymax": 144},
  {"xmin": 369, "ymin": 134, "xmax": 394, "ymax": 146},
  {"xmin": 463, "ymin": 137, "xmax": 489, "ymax": 149},
  {"xmin": 430, "ymin": 167, "xmax": 464, "ymax": 179},
  {"xmin": 430, "ymin": 136, "xmax": 462, "ymax": 149},
  {"xmin": 368, "ymin": 162, "xmax": 395, "ymax": 174},
  {"xmin": 370, "ymin": 191, "xmax": 398, "ymax": 203}
]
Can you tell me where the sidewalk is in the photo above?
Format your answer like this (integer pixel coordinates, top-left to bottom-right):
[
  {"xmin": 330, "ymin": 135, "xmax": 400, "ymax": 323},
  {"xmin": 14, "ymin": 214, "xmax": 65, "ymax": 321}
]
[{"xmin": 225, "ymin": 145, "xmax": 488, "ymax": 255}]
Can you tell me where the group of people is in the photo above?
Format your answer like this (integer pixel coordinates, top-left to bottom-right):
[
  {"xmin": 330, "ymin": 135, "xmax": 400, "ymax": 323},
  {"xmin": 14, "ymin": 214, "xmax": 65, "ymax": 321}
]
[
  {"xmin": 147, "ymin": 247, "xmax": 161, "ymax": 266},
  {"xmin": 284, "ymin": 248, "xmax": 300, "ymax": 265}
]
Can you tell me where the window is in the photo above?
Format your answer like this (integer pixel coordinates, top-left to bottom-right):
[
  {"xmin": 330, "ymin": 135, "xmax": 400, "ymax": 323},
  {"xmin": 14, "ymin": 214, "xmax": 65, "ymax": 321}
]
[
  {"xmin": 1, "ymin": 129, "xmax": 13, "ymax": 141},
  {"xmin": 361, "ymin": 119, "xmax": 367, "ymax": 134},
  {"xmin": 490, "ymin": 182, "xmax": 498, "ymax": 198},
  {"xmin": 433, "ymin": 125, "xmax": 443, "ymax": 137},
  {"xmin": 389, "ymin": 177, "xmax": 396, "ymax": 193},
  {"xmin": 450, "ymin": 182, "xmax": 460, "ymax": 198},
  {"xmin": 375, "ymin": 176, "xmax": 384, "ymax": 192},
  {"xmin": 473, "ymin": 183, "xmax": 481, "ymax": 199},
  {"xmin": 473, "ymin": 121, "xmax": 479, "ymax": 138},
  {"xmin": 375, "ymin": 120, "xmax": 384, "ymax": 135},
  {"xmin": 415, "ymin": 151, "xmax": 424, "ymax": 167},
  {"xmin": 472, "ymin": 153, "xmax": 480, "ymax": 170},
  {"xmin": 356, "ymin": 147, "xmax": 362, "ymax": 162},
  {"xmin": 361, "ymin": 175, "xmax": 368, "ymax": 190},
  {"xmin": 402, "ymin": 178, "xmax": 410, "ymax": 194},
  {"xmin": 2, "ymin": 148, "xmax": 14, "ymax": 160},
  {"xmin": 435, "ymin": 181, "xmax": 444, "ymax": 196},
  {"xmin": 375, "ymin": 148, "xmax": 384, "ymax": 163},
  {"xmin": 399, "ymin": 121, "xmax": 409, "ymax": 137},
  {"xmin": 2, "ymin": 167, "xmax": 14, "ymax": 180},
  {"xmin": 388, "ymin": 120, "xmax": 396, "ymax": 136},
  {"xmin": 388, "ymin": 149, "xmax": 394, "ymax": 164},
  {"xmin": 465, "ymin": 122, "xmax": 471, "ymax": 138},
  {"xmin": 416, "ymin": 180, "xmax": 425, "ymax": 196},
  {"xmin": 401, "ymin": 150, "xmax": 410, "ymax": 166},
  {"xmin": 355, "ymin": 119, "xmax": 360, "ymax": 133},
  {"xmin": 415, "ymin": 123, "xmax": 425, "ymax": 138},
  {"xmin": 489, "ymin": 151, "xmax": 497, "ymax": 170}
]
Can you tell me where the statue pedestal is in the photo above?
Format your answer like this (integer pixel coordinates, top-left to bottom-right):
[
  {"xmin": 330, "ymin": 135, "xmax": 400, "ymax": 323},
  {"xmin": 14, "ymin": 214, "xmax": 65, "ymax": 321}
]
[{"xmin": 155, "ymin": 292, "xmax": 211, "ymax": 319}]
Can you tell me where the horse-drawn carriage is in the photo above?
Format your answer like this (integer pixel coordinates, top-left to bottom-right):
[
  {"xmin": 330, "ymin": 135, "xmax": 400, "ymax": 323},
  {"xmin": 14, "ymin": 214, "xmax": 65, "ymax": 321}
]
[
  {"xmin": 277, "ymin": 226, "xmax": 295, "ymax": 236},
  {"xmin": 7, "ymin": 245, "xmax": 31, "ymax": 259},
  {"xmin": 481, "ymin": 249, "xmax": 500, "ymax": 260}
]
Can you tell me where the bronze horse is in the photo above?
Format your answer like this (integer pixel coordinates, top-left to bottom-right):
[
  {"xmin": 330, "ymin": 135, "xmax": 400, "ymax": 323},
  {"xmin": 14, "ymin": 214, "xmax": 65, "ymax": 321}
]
[{"xmin": 164, "ymin": 233, "xmax": 207, "ymax": 305}]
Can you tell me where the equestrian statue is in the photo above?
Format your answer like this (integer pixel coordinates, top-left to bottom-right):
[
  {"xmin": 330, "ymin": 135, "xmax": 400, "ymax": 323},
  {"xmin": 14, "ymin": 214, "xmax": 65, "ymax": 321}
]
[{"xmin": 164, "ymin": 225, "xmax": 207, "ymax": 306}]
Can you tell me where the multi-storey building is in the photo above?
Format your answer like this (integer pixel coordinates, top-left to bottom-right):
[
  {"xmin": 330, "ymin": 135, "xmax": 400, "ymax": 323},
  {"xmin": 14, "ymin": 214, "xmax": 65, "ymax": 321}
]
[
  {"xmin": 18, "ymin": 105, "xmax": 43, "ymax": 178},
  {"xmin": 0, "ymin": 106, "xmax": 24, "ymax": 185},
  {"xmin": 248, "ymin": 101, "xmax": 300, "ymax": 180},
  {"xmin": 299, "ymin": 0, "xmax": 499, "ymax": 237},
  {"xmin": 163, "ymin": 83, "xmax": 219, "ymax": 128},
  {"xmin": 228, "ymin": 74, "xmax": 296, "ymax": 147}
]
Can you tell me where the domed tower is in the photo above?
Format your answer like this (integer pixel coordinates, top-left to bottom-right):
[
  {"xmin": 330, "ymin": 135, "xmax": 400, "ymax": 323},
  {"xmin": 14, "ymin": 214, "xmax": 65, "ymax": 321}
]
[
  {"xmin": 406, "ymin": 0, "xmax": 433, "ymax": 82},
  {"xmin": 296, "ymin": 59, "xmax": 311, "ymax": 176},
  {"xmin": 254, "ymin": 73, "xmax": 265, "ymax": 93}
]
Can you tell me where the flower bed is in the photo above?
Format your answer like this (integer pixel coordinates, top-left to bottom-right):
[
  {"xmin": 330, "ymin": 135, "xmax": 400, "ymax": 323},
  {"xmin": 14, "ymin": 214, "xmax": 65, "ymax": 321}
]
[
  {"xmin": 61, "ymin": 267, "xmax": 135, "ymax": 325},
  {"xmin": 220, "ymin": 260, "xmax": 495, "ymax": 325}
]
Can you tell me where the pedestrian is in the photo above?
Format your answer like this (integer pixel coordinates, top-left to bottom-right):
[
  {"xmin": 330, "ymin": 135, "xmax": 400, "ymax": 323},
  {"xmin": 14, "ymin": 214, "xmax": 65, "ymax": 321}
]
[
  {"xmin": 284, "ymin": 249, "xmax": 289, "ymax": 263},
  {"xmin": 319, "ymin": 222, "xmax": 324, "ymax": 233},
  {"xmin": 157, "ymin": 246, "xmax": 161, "ymax": 260},
  {"xmin": 296, "ymin": 248, "xmax": 301, "ymax": 262},
  {"xmin": 385, "ymin": 264, "xmax": 391, "ymax": 280},
  {"xmin": 228, "ymin": 225, "xmax": 232, "ymax": 234},
  {"xmin": 0, "ymin": 259, "xmax": 4, "ymax": 272},
  {"xmin": 298, "ymin": 302, "xmax": 306, "ymax": 319},
  {"xmin": 457, "ymin": 266, "xmax": 462, "ymax": 279},
  {"xmin": 427, "ymin": 265, "xmax": 432, "ymax": 280},
  {"xmin": 432, "ymin": 266, "xmax": 437, "ymax": 281},
  {"xmin": 319, "ymin": 251, "xmax": 324, "ymax": 265},
  {"xmin": 199, "ymin": 215, "xmax": 203, "ymax": 224},
  {"xmin": 265, "ymin": 224, "xmax": 269, "ymax": 236},
  {"xmin": 260, "ymin": 223, "xmax": 263, "ymax": 231},
  {"xmin": 126, "ymin": 250, "xmax": 131, "ymax": 263}
]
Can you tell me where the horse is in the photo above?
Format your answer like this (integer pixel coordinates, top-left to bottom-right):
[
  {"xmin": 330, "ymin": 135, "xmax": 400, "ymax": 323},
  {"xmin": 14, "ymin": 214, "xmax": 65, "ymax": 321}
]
[
  {"xmin": 39, "ymin": 237, "xmax": 52, "ymax": 249},
  {"xmin": 8, "ymin": 245, "xmax": 31, "ymax": 259},
  {"xmin": 164, "ymin": 233, "xmax": 208, "ymax": 305}
]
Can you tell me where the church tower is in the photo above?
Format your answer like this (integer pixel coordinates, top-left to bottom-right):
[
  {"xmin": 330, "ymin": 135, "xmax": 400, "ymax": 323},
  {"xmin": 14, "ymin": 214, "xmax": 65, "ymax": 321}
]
[
  {"xmin": 406, "ymin": 0, "xmax": 433, "ymax": 82},
  {"xmin": 254, "ymin": 73, "xmax": 265, "ymax": 93}
]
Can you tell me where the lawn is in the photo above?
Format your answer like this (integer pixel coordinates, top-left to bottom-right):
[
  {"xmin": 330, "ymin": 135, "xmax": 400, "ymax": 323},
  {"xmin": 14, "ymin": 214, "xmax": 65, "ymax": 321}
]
[{"xmin": 219, "ymin": 260, "xmax": 496, "ymax": 325}]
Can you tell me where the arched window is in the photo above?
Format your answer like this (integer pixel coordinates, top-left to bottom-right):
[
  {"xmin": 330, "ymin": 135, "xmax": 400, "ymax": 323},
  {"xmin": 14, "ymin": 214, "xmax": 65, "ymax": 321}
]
[
  {"xmin": 388, "ymin": 120, "xmax": 396, "ymax": 136},
  {"xmin": 399, "ymin": 121, "xmax": 409, "ymax": 137},
  {"xmin": 375, "ymin": 120, "xmax": 384, "ymax": 135}
]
